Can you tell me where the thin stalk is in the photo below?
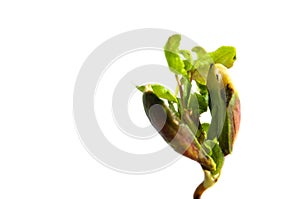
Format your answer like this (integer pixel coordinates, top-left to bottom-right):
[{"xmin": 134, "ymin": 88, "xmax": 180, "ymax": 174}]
[
  {"xmin": 175, "ymin": 74, "xmax": 185, "ymax": 108},
  {"xmin": 194, "ymin": 170, "xmax": 219, "ymax": 199},
  {"xmin": 193, "ymin": 182, "xmax": 206, "ymax": 199}
]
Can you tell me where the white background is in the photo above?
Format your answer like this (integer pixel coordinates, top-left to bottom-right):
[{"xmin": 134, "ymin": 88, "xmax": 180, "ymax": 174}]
[{"xmin": 1, "ymin": 0, "xmax": 300, "ymax": 199}]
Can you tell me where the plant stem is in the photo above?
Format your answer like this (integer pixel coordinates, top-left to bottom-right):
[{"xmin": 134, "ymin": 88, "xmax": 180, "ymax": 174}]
[
  {"xmin": 193, "ymin": 182, "xmax": 206, "ymax": 199},
  {"xmin": 194, "ymin": 170, "xmax": 220, "ymax": 199},
  {"xmin": 175, "ymin": 74, "xmax": 185, "ymax": 108},
  {"xmin": 189, "ymin": 71, "xmax": 194, "ymax": 82},
  {"xmin": 194, "ymin": 170, "xmax": 219, "ymax": 199}
]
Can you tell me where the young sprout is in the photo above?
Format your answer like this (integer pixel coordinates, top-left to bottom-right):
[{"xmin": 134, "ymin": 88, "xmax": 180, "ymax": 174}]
[{"xmin": 137, "ymin": 34, "xmax": 241, "ymax": 199}]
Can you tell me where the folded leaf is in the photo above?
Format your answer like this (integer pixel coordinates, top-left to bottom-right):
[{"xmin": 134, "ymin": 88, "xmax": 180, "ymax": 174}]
[
  {"xmin": 218, "ymin": 90, "xmax": 241, "ymax": 156},
  {"xmin": 206, "ymin": 64, "xmax": 227, "ymax": 140},
  {"xmin": 143, "ymin": 91, "xmax": 216, "ymax": 171},
  {"xmin": 212, "ymin": 64, "xmax": 241, "ymax": 156}
]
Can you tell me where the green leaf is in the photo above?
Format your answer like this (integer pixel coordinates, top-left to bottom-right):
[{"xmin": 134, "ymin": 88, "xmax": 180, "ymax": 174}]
[
  {"xmin": 203, "ymin": 140, "xmax": 224, "ymax": 175},
  {"xmin": 202, "ymin": 123, "xmax": 210, "ymax": 133},
  {"xmin": 181, "ymin": 77, "xmax": 192, "ymax": 107},
  {"xmin": 164, "ymin": 35, "xmax": 187, "ymax": 76},
  {"xmin": 186, "ymin": 92, "xmax": 207, "ymax": 144},
  {"xmin": 206, "ymin": 64, "xmax": 226, "ymax": 140},
  {"xmin": 187, "ymin": 91, "xmax": 208, "ymax": 125},
  {"xmin": 192, "ymin": 46, "xmax": 213, "ymax": 69},
  {"xmin": 164, "ymin": 51, "xmax": 187, "ymax": 75},
  {"xmin": 195, "ymin": 123, "xmax": 209, "ymax": 144},
  {"xmin": 187, "ymin": 92, "xmax": 208, "ymax": 114},
  {"xmin": 186, "ymin": 93, "xmax": 208, "ymax": 141},
  {"xmin": 209, "ymin": 46, "xmax": 236, "ymax": 68},
  {"xmin": 195, "ymin": 128, "xmax": 206, "ymax": 145},
  {"xmin": 179, "ymin": 49, "xmax": 193, "ymax": 63},
  {"xmin": 211, "ymin": 143, "xmax": 224, "ymax": 175},
  {"xmin": 186, "ymin": 93, "xmax": 201, "ymax": 132},
  {"xmin": 177, "ymin": 97, "xmax": 182, "ymax": 118},
  {"xmin": 183, "ymin": 60, "xmax": 193, "ymax": 71},
  {"xmin": 196, "ymin": 83, "xmax": 209, "ymax": 108},
  {"xmin": 188, "ymin": 93, "xmax": 199, "ymax": 116},
  {"xmin": 136, "ymin": 85, "xmax": 145, "ymax": 92},
  {"xmin": 196, "ymin": 83, "xmax": 208, "ymax": 97},
  {"xmin": 193, "ymin": 57, "xmax": 212, "ymax": 70},
  {"xmin": 192, "ymin": 46, "xmax": 207, "ymax": 58},
  {"xmin": 195, "ymin": 93, "xmax": 208, "ymax": 114},
  {"xmin": 136, "ymin": 84, "xmax": 177, "ymax": 103},
  {"xmin": 179, "ymin": 50, "xmax": 193, "ymax": 71},
  {"xmin": 164, "ymin": 34, "xmax": 181, "ymax": 52},
  {"xmin": 190, "ymin": 47, "xmax": 213, "ymax": 85},
  {"xmin": 151, "ymin": 84, "xmax": 178, "ymax": 103}
]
